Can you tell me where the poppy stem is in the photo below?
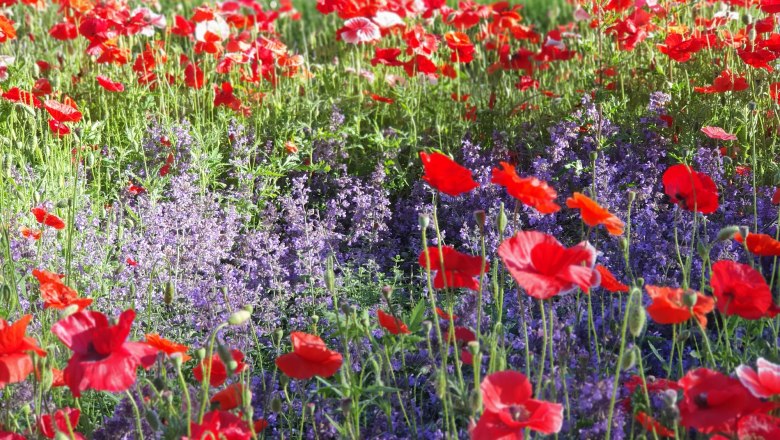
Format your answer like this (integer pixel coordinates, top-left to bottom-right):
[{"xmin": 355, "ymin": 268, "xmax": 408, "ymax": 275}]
[
  {"xmin": 175, "ymin": 360, "xmax": 193, "ymax": 438},
  {"xmin": 535, "ymin": 298, "xmax": 548, "ymax": 394},
  {"xmin": 605, "ymin": 286, "xmax": 634, "ymax": 439},
  {"xmin": 126, "ymin": 389, "xmax": 145, "ymax": 440}
]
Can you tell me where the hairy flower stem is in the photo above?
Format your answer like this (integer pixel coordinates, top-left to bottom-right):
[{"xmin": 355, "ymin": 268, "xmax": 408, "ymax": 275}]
[
  {"xmin": 198, "ymin": 322, "xmax": 228, "ymax": 422},
  {"xmin": 127, "ymin": 390, "xmax": 145, "ymax": 440},
  {"xmin": 535, "ymin": 299, "xmax": 549, "ymax": 393},
  {"xmin": 605, "ymin": 287, "xmax": 634, "ymax": 439}
]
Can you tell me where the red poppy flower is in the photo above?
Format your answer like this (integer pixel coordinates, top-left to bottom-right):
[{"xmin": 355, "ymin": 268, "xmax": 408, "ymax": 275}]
[
  {"xmin": 30, "ymin": 207, "xmax": 65, "ymax": 229},
  {"xmin": 694, "ymin": 69, "xmax": 749, "ymax": 94},
  {"xmin": 275, "ymin": 332, "xmax": 342, "ymax": 380},
  {"xmin": 734, "ymin": 232, "xmax": 780, "ymax": 257},
  {"xmin": 736, "ymin": 414, "xmax": 780, "ymax": 439},
  {"xmin": 0, "ymin": 14, "xmax": 16, "ymax": 43},
  {"xmin": 20, "ymin": 227, "xmax": 42, "ymax": 240},
  {"xmin": 32, "ymin": 78, "xmax": 52, "ymax": 97},
  {"xmin": 368, "ymin": 93, "xmax": 394, "ymax": 104},
  {"xmin": 566, "ymin": 192, "xmax": 624, "ymax": 235},
  {"xmin": 96, "ymin": 75, "xmax": 124, "ymax": 92},
  {"xmin": 0, "ymin": 315, "xmax": 46, "ymax": 387},
  {"xmin": 0, "ymin": 432, "xmax": 25, "ymax": 440},
  {"xmin": 645, "ymin": 285, "xmax": 715, "ymax": 327},
  {"xmin": 657, "ymin": 33, "xmax": 703, "ymax": 63},
  {"xmin": 214, "ymin": 82, "xmax": 245, "ymax": 113},
  {"xmin": 145, "ymin": 333, "xmax": 191, "ymax": 362},
  {"xmin": 211, "ymin": 383, "xmax": 245, "ymax": 411},
  {"xmin": 662, "ymin": 164, "xmax": 719, "ymax": 214},
  {"xmin": 738, "ymin": 48, "xmax": 777, "ymax": 71},
  {"xmin": 762, "ymin": 0, "xmax": 780, "ymax": 13},
  {"xmin": 497, "ymin": 231, "xmax": 599, "ymax": 300},
  {"xmin": 371, "ymin": 47, "xmax": 403, "ymax": 66},
  {"xmin": 377, "ymin": 310, "xmax": 410, "ymax": 335},
  {"xmin": 338, "ymin": 17, "xmax": 381, "ymax": 44},
  {"xmin": 182, "ymin": 56, "xmax": 205, "ymax": 89},
  {"xmin": 38, "ymin": 408, "xmax": 85, "ymax": 439},
  {"xmin": 417, "ymin": 246, "xmax": 487, "ymax": 291},
  {"xmin": 2, "ymin": 87, "xmax": 41, "ymax": 108},
  {"xmin": 419, "ymin": 152, "xmax": 478, "ymax": 197},
  {"xmin": 403, "ymin": 54, "xmax": 438, "ymax": 77},
  {"xmin": 44, "ymin": 99, "xmax": 82, "ymax": 123},
  {"xmin": 48, "ymin": 120, "xmax": 71, "ymax": 137},
  {"xmin": 49, "ymin": 21, "xmax": 78, "ymax": 40},
  {"xmin": 253, "ymin": 418, "xmax": 269, "ymax": 433},
  {"xmin": 51, "ymin": 309, "xmax": 157, "ymax": 397},
  {"xmin": 189, "ymin": 410, "xmax": 251, "ymax": 440},
  {"xmin": 491, "ymin": 162, "xmax": 560, "ymax": 214},
  {"xmin": 701, "ymin": 126, "xmax": 737, "ymax": 141},
  {"xmin": 736, "ymin": 358, "xmax": 780, "ymax": 399},
  {"xmin": 32, "ymin": 269, "xmax": 93, "ymax": 311},
  {"xmin": 435, "ymin": 307, "xmax": 458, "ymax": 321},
  {"xmin": 452, "ymin": 326, "xmax": 476, "ymax": 365},
  {"xmin": 710, "ymin": 260, "xmax": 772, "ymax": 320},
  {"xmin": 171, "ymin": 15, "xmax": 195, "ymax": 36},
  {"xmin": 471, "ymin": 370, "xmax": 563, "ymax": 439},
  {"xmin": 194, "ymin": 350, "xmax": 247, "ymax": 387},
  {"xmin": 595, "ymin": 265, "xmax": 628, "ymax": 293},
  {"xmin": 678, "ymin": 368, "xmax": 768, "ymax": 433},
  {"xmin": 773, "ymin": 187, "xmax": 780, "ymax": 205},
  {"xmin": 127, "ymin": 183, "xmax": 145, "ymax": 195},
  {"xmin": 635, "ymin": 411, "xmax": 675, "ymax": 438}
]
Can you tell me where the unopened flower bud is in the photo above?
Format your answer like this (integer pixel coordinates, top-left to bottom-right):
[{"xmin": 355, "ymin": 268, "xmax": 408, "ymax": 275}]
[
  {"xmin": 676, "ymin": 329, "xmax": 691, "ymax": 343},
  {"xmin": 628, "ymin": 190, "xmax": 637, "ymax": 203},
  {"xmin": 272, "ymin": 329, "xmax": 284, "ymax": 346},
  {"xmin": 419, "ymin": 213, "xmax": 430, "ymax": 230},
  {"xmin": 716, "ymin": 225, "xmax": 740, "ymax": 242},
  {"xmin": 474, "ymin": 210, "xmax": 486, "ymax": 234},
  {"xmin": 311, "ymin": 314, "xmax": 319, "ymax": 325},
  {"xmin": 195, "ymin": 348, "xmax": 206, "ymax": 361},
  {"xmin": 163, "ymin": 280, "xmax": 175, "ymax": 305},
  {"xmin": 381, "ymin": 285, "xmax": 393, "ymax": 301},
  {"xmin": 621, "ymin": 346, "xmax": 639, "ymax": 371},
  {"xmin": 497, "ymin": 204, "xmax": 508, "ymax": 232},
  {"xmin": 682, "ymin": 289, "xmax": 698, "ymax": 308},
  {"xmin": 228, "ymin": 310, "xmax": 251, "ymax": 326},
  {"xmin": 467, "ymin": 340, "xmax": 480, "ymax": 356},
  {"xmin": 270, "ymin": 397, "xmax": 283, "ymax": 412},
  {"xmin": 341, "ymin": 398, "xmax": 352, "ymax": 414},
  {"xmin": 217, "ymin": 345, "xmax": 235, "ymax": 374},
  {"xmin": 60, "ymin": 304, "xmax": 79, "ymax": 319}
]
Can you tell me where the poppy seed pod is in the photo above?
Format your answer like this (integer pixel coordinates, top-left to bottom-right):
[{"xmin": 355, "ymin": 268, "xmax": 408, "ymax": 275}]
[
  {"xmin": 621, "ymin": 346, "xmax": 639, "ymax": 371},
  {"xmin": 195, "ymin": 348, "xmax": 206, "ymax": 361},
  {"xmin": 228, "ymin": 310, "xmax": 251, "ymax": 326},
  {"xmin": 628, "ymin": 190, "xmax": 637, "ymax": 203},
  {"xmin": 497, "ymin": 203, "xmax": 508, "ymax": 232},
  {"xmin": 272, "ymin": 329, "xmax": 284, "ymax": 346},
  {"xmin": 217, "ymin": 344, "xmax": 235, "ymax": 374},
  {"xmin": 628, "ymin": 292, "xmax": 646, "ymax": 338},
  {"xmin": 270, "ymin": 397, "xmax": 282, "ymax": 413},
  {"xmin": 324, "ymin": 256, "xmax": 336, "ymax": 293}
]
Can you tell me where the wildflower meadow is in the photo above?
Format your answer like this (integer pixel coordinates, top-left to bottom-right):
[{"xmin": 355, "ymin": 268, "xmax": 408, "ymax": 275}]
[{"xmin": 3, "ymin": 0, "xmax": 780, "ymax": 438}]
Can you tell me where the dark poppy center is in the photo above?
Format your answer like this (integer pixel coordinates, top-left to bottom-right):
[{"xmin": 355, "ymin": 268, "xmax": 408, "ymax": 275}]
[
  {"xmin": 509, "ymin": 404, "xmax": 530, "ymax": 422},
  {"xmin": 694, "ymin": 393, "xmax": 708, "ymax": 408}
]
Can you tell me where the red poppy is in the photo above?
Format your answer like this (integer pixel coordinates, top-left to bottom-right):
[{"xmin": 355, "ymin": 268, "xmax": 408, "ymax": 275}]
[
  {"xmin": 701, "ymin": 126, "xmax": 737, "ymax": 141},
  {"xmin": 734, "ymin": 232, "xmax": 780, "ymax": 257},
  {"xmin": 444, "ymin": 32, "xmax": 475, "ymax": 63},
  {"xmin": 338, "ymin": 17, "xmax": 381, "ymax": 44},
  {"xmin": 566, "ymin": 192, "xmax": 624, "ymax": 235},
  {"xmin": 635, "ymin": 411, "xmax": 675, "ymax": 438},
  {"xmin": 211, "ymin": 383, "xmax": 245, "ymax": 411},
  {"xmin": 368, "ymin": 93, "xmax": 394, "ymax": 104},
  {"xmin": 694, "ymin": 69, "xmax": 749, "ymax": 94},
  {"xmin": 771, "ymin": 82, "xmax": 780, "ymax": 106},
  {"xmin": 96, "ymin": 75, "xmax": 124, "ymax": 92},
  {"xmin": 377, "ymin": 310, "xmax": 410, "ymax": 335},
  {"xmin": 710, "ymin": 260, "xmax": 772, "ymax": 320},
  {"xmin": 773, "ymin": 188, "xmax": 780, "ymax": 205},
  {"xmin": 2, "ymin": 87, "xmax": 41, "ymax": 108},
  {"xmin": 595, "ymin": 265, "xmax": 628, "ymax": 293},
  {"xmin": 171, "ymin": 15, "xmax": 195, "ymax": 36},
  {"xmin": 435, "ymin": 307, "xmax": 458, "ymax": 321},
  {"xmin": 371, "ymin": 47, "xmax": 403, "ymax": 67},
  {"xmin": 419, "ymin": 152, "xmax": 478, "ymax": 197},
  {"xmin": 51, "ymin": 309, "xmax": 157, "ymax": 397},
  {"xmin": 31, "ymin": 207, "xmax": 65, "ymax": 229},
  {"xmin": 403, "ymin": 54, "xmax": 438, "ymax": 77},
  {"xmin": 738, "ymin": 48, "xmax": 777, "ymax": 71},
  {"xmin": 48, "ymin": 120, "xmax": 71, "ymax": 137},
  {"xmin": 194, "ymin": 350, "xmax": 247, "ymax": 387},
  {"xmin": 417, "ymin": 246, "xmax": 487, "ymax": 291},
  {"xmin": 0, "ymin": 14, "xmax": 15, "ymax": 43},
  {"xmin": 662, "ymin": 164, "xmax": 719, "ymax": 214},
  {"xmin": 735, "ymin": 414, "xmax": 780, "ymax": 439},
  {"xmin": 275, "ymin": 332, "xmax": 342, "ymax": 380},
  {"xmin": 491, "ymin": 162, "xmax": 560, "ymax": 214},
  {"xmin": 49, "ymin": 21, "xmax": 77, "ymax": 40},
  {"xmin": 182, "ymin": 55, "xmax": 205, "ymax": 89},
  {"xmin": 20, "ymin": 227, "xmax": 41, "ymax": 240},
  {"xmin": 471, "ymin": 370, "xmax": 563, "ymax": 439},
  {"xmin": 32, "ymin": 269, "xmax": 93, "ymax": 311},
  {"xmin": 214, "ymin": 82, "xmax": 245, "ymax": 113},
  {"xmin": 762, "ymin": 0, "xmax": 780, "ymax": 13},
  {"xmin": 0, "ymin": 315, "xmax": 46, "ymax": 387},
  {"xmin": 678, "ymin": 368, "xmax": 768, "ymax": 433},
  {"xmin": 253, "ymin": 418, "xmax": 269, "ymax": 433},
  {"xmin": 657, "ymin": 33, "xmax": 703, "ymax": 63},
  {"xmin": 32, "ymin": 78, "xmax": 52, "ymax": 96},
  {"xmin": 38, "ymin": 408, "xmax": 85, "ymax": 439},
  {"xmin": 452, "ymin": 326, "xmax": 476, "ymax": 365},
  {"xmin": 736, "ymin": 358, "xmax": 780, "ymax": 399},
  {"xmin": 497, "ymin": 231, "xmax": 599, "ymax": 300},
  {"xmin": 189, "ymin": 410, "xmax": 251, "ymax": 440},
  {"xmin": 645, "ymin": 285, "xmax": 715, "ymax": 327},
  {"xmin": 127, "ymin": 182, "xmax": 145, "ymax": 195},
  {"xmin": 44, "ymin": 99, "xmax": 82, "ymax": 123},
  {"xmin": 145, "ymin": 333, "xmax": 191, "ymax": 362}
]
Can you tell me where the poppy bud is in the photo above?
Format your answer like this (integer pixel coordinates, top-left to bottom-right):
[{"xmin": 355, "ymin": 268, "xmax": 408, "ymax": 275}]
[
  {"xmin": 311, "ymin": 314, "xmax": 319, "ymax": 325},
  {"xmin": 54, "ymin": 432, "xmax": 70, "ymax": 440},
  {"xmin": 171, "ymin": 352, "xmax": 184, "ymax": 368},
  {"xmin": 195, "ymin": 348, "xmax": 206, "ymax": 361},
  {"xmin": 324, "ymin": 255, "xmax": 336, "ymax": 293},
  {"xmin": 20, "ymin": 404, "xmax": 31, "ymax": 416},
  {"xmin": 681, "ymin": 292, "xmax": 699, "ymax": 312},
  {"xmin": 589, "ymin": 151, "xmax": 598, "ymax": 162},
  {"xmin": 340, "ymin": 303, "xmax": 352, "ymax": 315},
  {"xmin": 145, "ymin": 410, "xmax": 163, "ymax": 430},
  {"xmin": 56, "ymin": 200, "xmax": 68, "ymax": 209},
  {"xmin": 0, "ymin": 283, "xmax": 11, "ymax": 303},
  {"xmin": 676, "ymin": 329, "xmax": 691, "ymax": 343},
  {"xmin": 716, "ymin": 225, "xmax": 740, "ymax": 241},
  {"xmin": 469, "ymin": 389, "xmax": 482, "ymax": 413},
  {"xmin": 628, "ymin": 190, "xmax": 637, "ymax": 203},
  {"xmin": 270, "ymin": 397, "xmax": 283, "ymax": 412},
  {"xmin": 436, "ymin": 373, "xmax": 447, "ymax": 398},
  {"xmin": 497, "ymin": 204, "xmax": 508, "ymax": 232},
  {"xmin": 696, "ymin": 240, "xmax": 709, "ymax": 260},
  {"xmin": 619, "ymin": 237, "xmax": 629, "ymax": 252},
  {"xmin": 636, "ymin": 277, "xmax": 645, "ymax": 287},
  {"xmin": 272, "ymin": 329, "xmax": 284, "ymax": 346},
  {"xmin": 418, "ymin": 213, "xmax": 430, "ymax": 230},
  {"xmin": 748, "ymin": 101, "xmax": 757, "ymax": 111},
  {"xmin": 467, "ymin": 340, "xmax": 480, "ymax": 356},
  {"xmin": 620, "ymin": 346, "xmax": 638, "ymax": 371},
  {"xmin": 163, "ymin": 280, "xmax": 175, "ymax": 305},
  {"xmin": 228, "ymin": 310, "xmax": 251, "ymax": 326},
  {"xmin": 152, "ymin": 377, "xmax": 165, "ymax": 391},
  {"xmin": 628, "ymin": 291, "xmax": 646, "ymax": 338},
  {"xmin": 473, "ymin": 210, "xmax": 486, "ymax": 234},
  {"xmin": 217, "ymin": 344, "xmax": 235, "ymax": 374},
  {"xmin": 340, "ymin": 398, "xmax": 352, "ymax": 414},
  {"xmin": 381, "ymin": 285, "xmax": 393, "ymax": 301}
]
